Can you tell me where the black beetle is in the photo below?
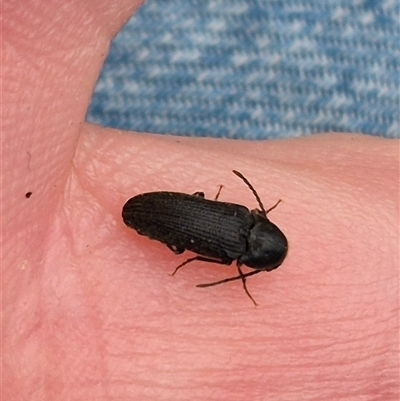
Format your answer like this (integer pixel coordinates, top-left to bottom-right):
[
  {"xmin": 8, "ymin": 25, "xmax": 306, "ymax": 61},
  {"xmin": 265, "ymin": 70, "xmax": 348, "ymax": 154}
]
[{"xmin": 122, "ymin": 170, "xmax": 288, "ymax": 305}]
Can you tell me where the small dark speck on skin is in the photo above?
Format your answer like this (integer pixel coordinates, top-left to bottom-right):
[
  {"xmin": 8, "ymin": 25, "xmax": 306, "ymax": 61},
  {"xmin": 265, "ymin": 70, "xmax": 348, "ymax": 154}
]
[{"xmin": 25, "ymin": 191, "xmax": 32, "ymax": 199}]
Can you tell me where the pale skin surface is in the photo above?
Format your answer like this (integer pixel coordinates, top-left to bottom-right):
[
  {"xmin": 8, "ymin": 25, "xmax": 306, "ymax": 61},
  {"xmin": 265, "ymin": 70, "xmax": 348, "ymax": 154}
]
[{"xmin": 2, "ymin": 0, "xmax": 399, "ymax": 399}]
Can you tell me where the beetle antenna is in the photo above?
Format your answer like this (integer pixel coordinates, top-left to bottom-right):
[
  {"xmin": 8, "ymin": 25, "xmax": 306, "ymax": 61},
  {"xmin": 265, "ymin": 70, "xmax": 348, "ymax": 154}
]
[{"xmin": 232, "ymin": 170, "xmax": 267, "ymax": 216}]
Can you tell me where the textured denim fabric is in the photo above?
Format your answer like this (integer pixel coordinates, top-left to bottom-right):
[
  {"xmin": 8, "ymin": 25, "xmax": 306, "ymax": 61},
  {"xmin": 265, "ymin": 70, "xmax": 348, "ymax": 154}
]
[{"xmin": 87, "ymin": 0, "xmax": 399, "ymax": 139}]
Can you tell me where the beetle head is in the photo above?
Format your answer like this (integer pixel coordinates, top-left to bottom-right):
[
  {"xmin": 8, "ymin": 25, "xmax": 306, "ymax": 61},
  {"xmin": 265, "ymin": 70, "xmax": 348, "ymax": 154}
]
[{"xmin": 240, "ymin": 210, "xmax": 288, "ymax": 270}]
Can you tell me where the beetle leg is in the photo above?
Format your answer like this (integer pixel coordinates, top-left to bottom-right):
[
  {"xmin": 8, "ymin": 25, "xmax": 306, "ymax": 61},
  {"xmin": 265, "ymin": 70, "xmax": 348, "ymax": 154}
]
[
  {"xmin": 197, "ymin": 269, "xmax": 262, "ymax": 306},
  {"xmin": 193, "ymin": 185, "xmax": 223, "ymax": 200},
  {"xmin": 171, "ymin": 256, "xmax": 232, "ymax": 276},
  {"xmin": 265, "ymin": 199, "xmax": 282, "ymax": 214},
  {"xmin": 237, "ymin": 265, "xmax": 258, "ymax": 306},
  {"xmin": 167, "ymin": 245, "xmax": 185, "ymax": 254},
  {"xmin": 196, "ymin": 269, "xmax": 261, "ymax": 286},
  {"xmin": 214, "ymin": 185, "xmax": 223, "ymax": 200}
]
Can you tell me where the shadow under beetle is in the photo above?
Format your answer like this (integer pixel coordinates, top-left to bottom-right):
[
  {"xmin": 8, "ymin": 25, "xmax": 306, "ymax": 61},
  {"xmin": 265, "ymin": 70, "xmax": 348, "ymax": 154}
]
[{"xmin": 122, "ymin": 170, "xmax": 288, "ymax": 305}]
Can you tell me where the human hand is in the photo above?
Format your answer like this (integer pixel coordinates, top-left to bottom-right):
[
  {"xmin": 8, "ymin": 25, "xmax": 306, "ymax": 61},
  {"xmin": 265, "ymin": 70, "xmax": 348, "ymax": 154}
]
[{"xmin": 3, "ymin": 1, "xmax": 398, "ymax": 399}]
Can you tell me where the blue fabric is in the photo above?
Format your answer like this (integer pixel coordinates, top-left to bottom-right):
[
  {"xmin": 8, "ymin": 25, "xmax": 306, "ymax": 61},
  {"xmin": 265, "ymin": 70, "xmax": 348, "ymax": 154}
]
[{"xmin": 87, "ymin": 0, "xmax": 399, "ymax": 139}]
